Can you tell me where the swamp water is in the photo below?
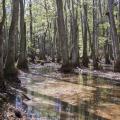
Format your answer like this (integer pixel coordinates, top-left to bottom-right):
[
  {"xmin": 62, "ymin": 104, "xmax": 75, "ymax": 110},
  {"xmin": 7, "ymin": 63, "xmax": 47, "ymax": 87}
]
[{"xmin": 4, "ymin": 64, "xmax": 120, "ymax": 120}]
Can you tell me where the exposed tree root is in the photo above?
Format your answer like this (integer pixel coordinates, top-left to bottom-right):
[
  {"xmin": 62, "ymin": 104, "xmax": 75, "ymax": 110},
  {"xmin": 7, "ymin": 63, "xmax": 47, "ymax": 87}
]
[
  {"xmin": 17, "ymin": 59, "xmax": 29, "ymax": 72},
  {"xmin": 59, "ymin": 64, "xmax": 74, "ymax": 73},
  {"xmin": 82, "ymin": 56, "xmax": 89, "ymax": 67},
  {"xmin": 4, "ymin": 68, "xmax": 21, "ymax": 87},
  {"xmin": 114, "ymin": 59, "xmax": 120, "ymax": 72},
  {"xmin": 0, "ymin": 80, "xmax": 6, "ymax": 92}
]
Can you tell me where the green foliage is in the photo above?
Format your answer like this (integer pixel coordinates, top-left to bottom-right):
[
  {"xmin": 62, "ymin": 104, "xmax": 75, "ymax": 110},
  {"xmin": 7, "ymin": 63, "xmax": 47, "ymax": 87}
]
[
  {"xmin": 5, "ymin": 0, "xmax": 120, "ymax": 61},
  {"xmin": 99, "ymin": 22, "xmax": 110, "ymax": 30}
]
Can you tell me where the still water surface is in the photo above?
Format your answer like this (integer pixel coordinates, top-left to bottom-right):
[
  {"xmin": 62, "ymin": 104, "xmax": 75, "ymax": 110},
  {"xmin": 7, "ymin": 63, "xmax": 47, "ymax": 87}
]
[{"xmin": 15, "ymin": 64, "xmax": 120, "ymax": 120}]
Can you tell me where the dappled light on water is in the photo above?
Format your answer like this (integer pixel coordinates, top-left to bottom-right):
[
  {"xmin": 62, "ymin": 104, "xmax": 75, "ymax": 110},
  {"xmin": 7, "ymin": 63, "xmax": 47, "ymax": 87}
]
[{"xmin": 16, "ymin": 63, "xmax": 120, "ymax": 120}]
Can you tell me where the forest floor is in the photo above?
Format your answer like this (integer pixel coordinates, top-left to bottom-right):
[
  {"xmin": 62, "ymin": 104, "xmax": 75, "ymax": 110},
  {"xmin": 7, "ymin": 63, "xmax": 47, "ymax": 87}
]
[{"xmin": 0, "ymin": 62, "xmax": 120, "ymax": 120}]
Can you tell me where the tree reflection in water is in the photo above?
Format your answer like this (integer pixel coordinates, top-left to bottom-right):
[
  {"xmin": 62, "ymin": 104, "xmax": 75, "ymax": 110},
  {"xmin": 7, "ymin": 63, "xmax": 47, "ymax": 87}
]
[
  {"xmin": 55, "ymin": 99, "xmax": 61, "ymax": 112},
  {"xmin": 15, "ymin": 95, "xmax": 41, "ymax": 119},
  {"xmin": 15, "ymin": 95, "xmax": 23, "ymax": 110}
]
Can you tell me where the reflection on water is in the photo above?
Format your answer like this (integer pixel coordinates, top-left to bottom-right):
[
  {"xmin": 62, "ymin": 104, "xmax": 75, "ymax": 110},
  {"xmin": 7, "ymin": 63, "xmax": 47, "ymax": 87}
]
[
  {"xmin": 14, "ymin": 64, "xmax": 120, "ymax": 120},
  {"xmin": 15, "ymin": 95, "xmax": 23, "ymax": 110},
  {"xmin": 15, "ymin": 95, "xmax": 41, "ymax": 119},
  {"xmin": 55, "ymin": 99, "xmax": 61, "ymax": 112}
]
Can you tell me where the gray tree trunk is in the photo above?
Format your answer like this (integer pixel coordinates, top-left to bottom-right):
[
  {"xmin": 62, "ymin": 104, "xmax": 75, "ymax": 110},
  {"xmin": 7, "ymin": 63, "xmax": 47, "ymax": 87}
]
[
  {"xmin": 17, "ymin": 0, "xmax": 28, "ymax": 70},
  {"xmin": 71, "ymin": 0, "xmax": 79, "ymax": 67},
  {"xmin": 92, "ymin": 0, "xmax": 99, "ymax": 69},
  {"xmin": 0, "ymin": 0, "xmax": 6, "ymax": 91},
  {"xmin": 52, "ymin": 18, "xmax": 57, "ymax": 62},
  {"xmin": 29, "ymin": 0, "xmax": 33, "ymax": 46},
  {"xmin": 108, "ymin": 0, "xmax": 120, "ymax": 72},
  {"xmin": 82, "ymin": 3, "xmax": 89, "ymax": 67},
  {"xmin": 56, "ymin": 0, "xmax": 70, "ymax": 72},
  {"xmin": 4, "ymin": 0, "xmax": 20, "ymax": 80}
]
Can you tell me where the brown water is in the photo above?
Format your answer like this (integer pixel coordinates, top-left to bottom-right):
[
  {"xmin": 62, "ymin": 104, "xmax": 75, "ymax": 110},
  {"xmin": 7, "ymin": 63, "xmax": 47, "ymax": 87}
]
[{"xmin": 16, "ymin": 63, "xmax": 120, "ymax": 120}]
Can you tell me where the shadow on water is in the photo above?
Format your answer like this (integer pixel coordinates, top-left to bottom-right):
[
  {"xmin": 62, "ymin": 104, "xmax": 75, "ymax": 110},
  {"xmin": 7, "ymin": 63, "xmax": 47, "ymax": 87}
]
[{"xmin": 13, "ymin": 93, "xmax": 108, "ymax": 120}]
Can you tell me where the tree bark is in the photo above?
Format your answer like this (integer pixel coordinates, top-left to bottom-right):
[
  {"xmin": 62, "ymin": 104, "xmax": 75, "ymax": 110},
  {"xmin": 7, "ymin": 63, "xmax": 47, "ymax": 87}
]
[
  {"xmin": 71, "ymin": 0, "xmax": 79, "ymax": 67},
  {"xmin": 0, "ymin": 0, "xmax": 6, "ymax": 91},
  {"xmin": 29, "ymin": 0, "xmax": 33, "ymax": 46},
  {"xmin": 108, "ymin": 0, "xmax": 120, "ymax": 72},
  {"xmin": 4, "ymin": 0, "xmax": 20, "ymax": 81},
  {"xmin": 92, "ymin": 0, "xmax": 99, "ymax": 69},
  {"xmin": 17, "ymin": 0, "xmax": 28, "ymax": 70},
  {"xmin": 56, "ymin": 0, "xmax": 71, "ymax": 72},
  {"xmin": 82, "ymin": 3, "xmax": 89, "ymax": 67}
]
